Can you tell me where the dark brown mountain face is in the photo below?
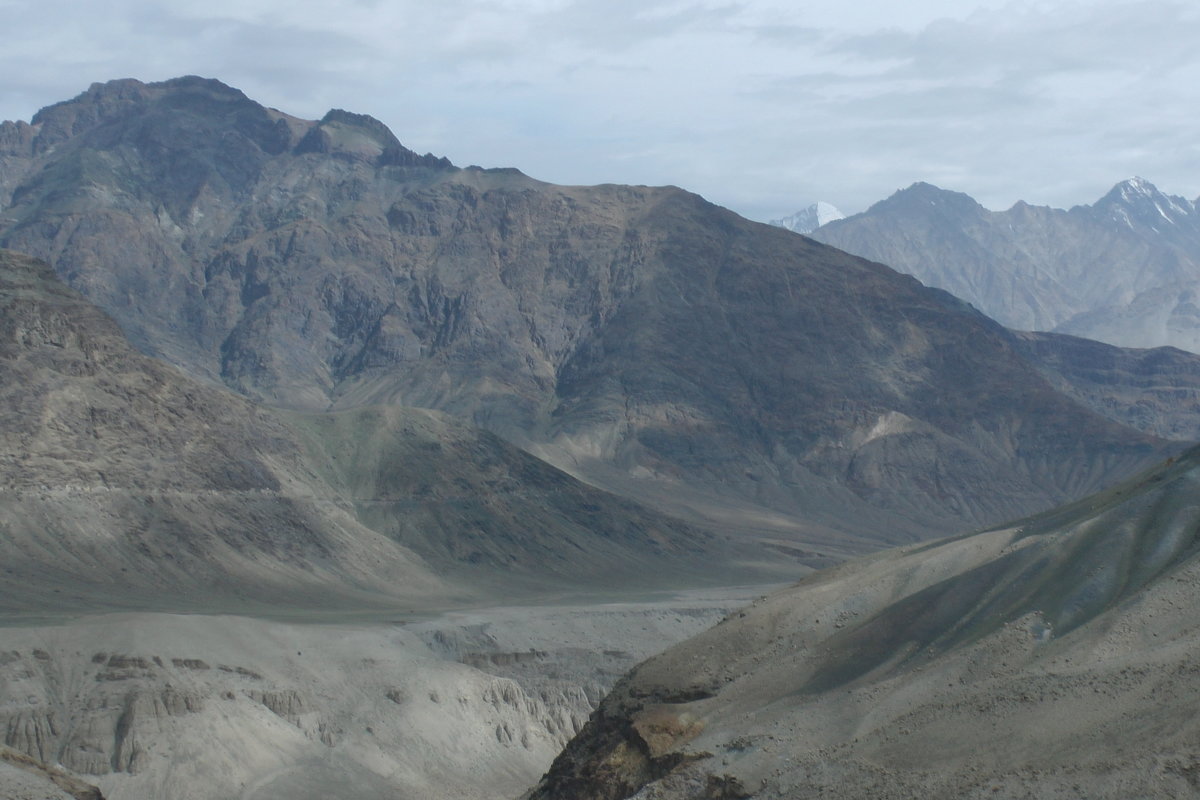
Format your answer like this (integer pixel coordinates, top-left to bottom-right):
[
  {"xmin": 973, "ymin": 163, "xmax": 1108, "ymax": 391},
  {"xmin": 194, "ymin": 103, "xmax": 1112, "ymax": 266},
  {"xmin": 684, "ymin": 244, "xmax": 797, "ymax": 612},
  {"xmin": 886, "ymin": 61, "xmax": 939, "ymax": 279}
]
[
  {"xmin": 0, "ymin": 78, "xmax": 1182, "ymax": 549},
  {"xmin": 810, "ymin": 178, "xmax": 1200, "ymax": 352}
]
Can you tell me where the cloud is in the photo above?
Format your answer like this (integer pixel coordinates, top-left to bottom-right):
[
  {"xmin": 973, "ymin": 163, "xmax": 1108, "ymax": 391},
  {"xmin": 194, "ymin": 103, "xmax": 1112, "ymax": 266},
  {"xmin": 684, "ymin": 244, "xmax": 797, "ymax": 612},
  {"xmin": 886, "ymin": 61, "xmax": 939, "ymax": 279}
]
[{"xmin": 2, "ymin": 0, "xmax": 1199, "ymax": 221}]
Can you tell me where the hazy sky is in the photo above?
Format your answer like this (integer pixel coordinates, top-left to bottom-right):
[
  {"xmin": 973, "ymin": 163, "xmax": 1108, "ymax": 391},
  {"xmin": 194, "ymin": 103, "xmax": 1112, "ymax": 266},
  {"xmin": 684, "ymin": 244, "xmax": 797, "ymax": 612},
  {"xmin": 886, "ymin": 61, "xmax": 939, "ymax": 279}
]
[{"xmin": 3, "ymin": 0, "xmax": 1198, "ymax": 220}]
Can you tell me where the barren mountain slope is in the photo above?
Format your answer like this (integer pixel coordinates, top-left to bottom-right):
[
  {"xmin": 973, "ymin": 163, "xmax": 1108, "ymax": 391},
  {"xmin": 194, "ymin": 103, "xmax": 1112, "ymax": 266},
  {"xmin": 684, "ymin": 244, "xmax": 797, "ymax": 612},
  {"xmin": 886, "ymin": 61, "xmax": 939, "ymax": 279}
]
[
  {"xmin": 810, "ymin": 178, "xmax": 1200, "ymax": 351},
  {"xmin": 532, "ymin": 446, "xmax": 1200, "ymax": 799},
  {"xmin": 0, "ymin": 77, "xmax": 1184, "ymax": 544},
  {"xmin": 0, "ymin": 248, "xmax": 738, "ymax": 614}
]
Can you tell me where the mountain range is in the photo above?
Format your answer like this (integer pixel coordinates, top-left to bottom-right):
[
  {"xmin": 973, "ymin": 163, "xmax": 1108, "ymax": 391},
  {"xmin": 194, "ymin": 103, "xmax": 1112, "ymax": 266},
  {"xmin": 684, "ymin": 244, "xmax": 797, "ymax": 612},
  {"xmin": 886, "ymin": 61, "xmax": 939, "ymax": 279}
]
[
  {"xmin": 1, "ymin": 77, "xmax": 1195, "ymax": 553},
  {"xmin": 5, "ymin": 77, "xmax": 1200, "ymax": 800},
  {"xmin": 806, "ymin": 178, "xmax": 1200, "ymax": 353}
]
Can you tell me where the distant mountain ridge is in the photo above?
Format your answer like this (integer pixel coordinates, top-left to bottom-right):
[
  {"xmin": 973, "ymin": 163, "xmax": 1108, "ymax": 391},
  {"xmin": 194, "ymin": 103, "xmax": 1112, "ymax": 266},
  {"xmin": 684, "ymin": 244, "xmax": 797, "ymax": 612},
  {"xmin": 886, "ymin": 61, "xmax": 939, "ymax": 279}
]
[{"xmin": 808, "ymin": 177, "xmax": 1200, "ymax": 352}]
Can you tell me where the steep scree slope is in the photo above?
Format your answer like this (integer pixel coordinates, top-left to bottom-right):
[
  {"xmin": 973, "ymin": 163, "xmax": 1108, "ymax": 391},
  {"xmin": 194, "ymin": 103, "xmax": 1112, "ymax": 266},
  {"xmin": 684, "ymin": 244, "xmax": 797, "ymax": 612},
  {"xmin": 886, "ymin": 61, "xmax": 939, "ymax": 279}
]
[{"xmin": 532, "ymin": 445, "xmax": 1200, "ymax": 799}]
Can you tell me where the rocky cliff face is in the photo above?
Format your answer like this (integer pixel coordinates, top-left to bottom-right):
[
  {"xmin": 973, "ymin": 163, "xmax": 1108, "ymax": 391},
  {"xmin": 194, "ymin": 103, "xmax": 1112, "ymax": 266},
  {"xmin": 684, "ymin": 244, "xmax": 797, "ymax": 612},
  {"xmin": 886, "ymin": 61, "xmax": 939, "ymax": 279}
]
[
  {"xmin": 532, "ymin": 445, "xmax": 1200, "ymax": 799},
  {"xmin": 0, "ymin": 78, "xmax": 1186, "ymax": 547},
  {"xmin": 810, "ymin": 178, "xmax": 1200, "ymax": 352}
]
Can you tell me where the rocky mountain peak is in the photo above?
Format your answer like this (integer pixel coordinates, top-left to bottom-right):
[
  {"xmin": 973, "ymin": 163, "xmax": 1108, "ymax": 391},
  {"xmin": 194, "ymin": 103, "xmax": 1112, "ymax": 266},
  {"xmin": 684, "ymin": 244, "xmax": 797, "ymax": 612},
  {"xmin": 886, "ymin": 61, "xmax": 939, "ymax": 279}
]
[
  {"xmin": 0, "ymin": 77, "xmax": 1183, "ymax": 547},
  {"xmin": 10, "ymin": 76, "xmax": 451, "ymax": 171},
  {"xmin": 296, "ymin": 108, "xmax": 452, "ymax": 168},
  {"xmin": 809, "ymin": 175, "xmax": 1200, "ymax": 351},
  {"xmin": 868, "ymin": 181, "xmax": 985, "ymax": 219},
  {"xmin": 26, "ymin": 78, "xmax": 154, "ymax": 151},
  {"xmin": 1093, "ymin": 176, "xmax": 1195, "ymax": 229}
]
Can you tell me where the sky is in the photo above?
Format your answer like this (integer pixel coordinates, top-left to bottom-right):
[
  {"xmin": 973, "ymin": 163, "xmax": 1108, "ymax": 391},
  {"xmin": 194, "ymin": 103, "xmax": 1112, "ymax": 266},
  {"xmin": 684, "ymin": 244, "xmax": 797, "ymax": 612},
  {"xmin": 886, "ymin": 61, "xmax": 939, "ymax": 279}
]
[{"xmin": 3, "ymin": 0, "xmax": 1198, "ymax": 221}]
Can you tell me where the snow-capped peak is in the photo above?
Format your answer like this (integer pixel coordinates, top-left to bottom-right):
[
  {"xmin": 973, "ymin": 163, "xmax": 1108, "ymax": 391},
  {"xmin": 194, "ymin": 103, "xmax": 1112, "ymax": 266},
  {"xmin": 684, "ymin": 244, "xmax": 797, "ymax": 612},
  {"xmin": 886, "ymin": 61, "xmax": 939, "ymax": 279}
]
[
  {"xmin": 770, "ymin": 201, "xmax": 845, "ymax": 234},
  {"xmin": 1118, "ymin": 176, "xmax": 1157, "ymax": 199},
  {"xmin": 1100, "ymin": 177, "xmax": 1194, "ymax": 228}
]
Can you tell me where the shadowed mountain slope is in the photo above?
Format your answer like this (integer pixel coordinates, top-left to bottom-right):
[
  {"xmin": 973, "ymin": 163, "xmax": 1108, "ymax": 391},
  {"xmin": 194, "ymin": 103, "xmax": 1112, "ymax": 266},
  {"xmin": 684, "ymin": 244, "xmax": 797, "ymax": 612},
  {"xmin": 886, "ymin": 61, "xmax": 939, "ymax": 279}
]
[
  {"xmin": 811, "ymin": 178, "xmax": 1200, "ymax": 352},
  {"xmin": 1014, "ymin": 330, "xmax": 1200, "ymax": 442},
  {"xmin": 0, "ymin": 77, "xmax": 1185, "ymax": 547},
  {"xmin": 532, "ymin": 445, "xmax": 1200, "ymax": 799},
  {"xmin": 0, "ymin": 249, "xmax": 732, "ymax": 614}
]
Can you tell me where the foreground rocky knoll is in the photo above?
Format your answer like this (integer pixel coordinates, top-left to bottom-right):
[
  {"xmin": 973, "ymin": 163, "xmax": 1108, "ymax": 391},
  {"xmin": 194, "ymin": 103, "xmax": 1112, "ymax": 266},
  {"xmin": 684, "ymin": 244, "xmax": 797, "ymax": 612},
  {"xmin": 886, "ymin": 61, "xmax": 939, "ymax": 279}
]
[
  {"xmin": 532, "ymin": 446, "xmax": 1200, "ymax": 799},
  {"xmin": 0, "ymin": 78, "xmax": 1190, "ymax": 546},
  {"xmin": 810, "ymin": 178, "xmax": 1200, "ymax": 352}
]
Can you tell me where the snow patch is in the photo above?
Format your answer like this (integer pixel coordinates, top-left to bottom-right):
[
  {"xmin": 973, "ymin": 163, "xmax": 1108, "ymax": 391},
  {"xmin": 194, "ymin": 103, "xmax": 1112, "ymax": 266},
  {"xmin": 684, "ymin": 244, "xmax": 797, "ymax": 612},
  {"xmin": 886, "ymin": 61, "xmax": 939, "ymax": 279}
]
[
  {"xmin": 857, "ymin": 411, "xmax": 919, "ymax": 447},
  {"xmin": 770, "ymin": 201, "xmax": 845, "ymax": 234}
]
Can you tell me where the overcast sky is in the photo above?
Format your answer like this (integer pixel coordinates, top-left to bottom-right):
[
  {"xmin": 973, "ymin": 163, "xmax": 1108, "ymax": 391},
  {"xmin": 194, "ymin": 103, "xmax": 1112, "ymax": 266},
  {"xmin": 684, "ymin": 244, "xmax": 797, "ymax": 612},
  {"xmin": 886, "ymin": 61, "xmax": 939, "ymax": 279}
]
[{"xmin": 3, "ymin": 0, "xmax": 1198, "ymax": 220}]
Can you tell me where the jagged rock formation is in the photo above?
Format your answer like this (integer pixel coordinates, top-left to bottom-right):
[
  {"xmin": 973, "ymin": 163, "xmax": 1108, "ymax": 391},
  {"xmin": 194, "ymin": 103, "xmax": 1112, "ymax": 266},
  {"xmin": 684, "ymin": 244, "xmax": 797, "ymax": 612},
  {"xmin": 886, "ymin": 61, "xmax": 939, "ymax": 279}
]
[
  {"xmin": 0, "ymin": 615, "xmax": 593, "ymax": 800},
  {"xmin": 0, "ymin": 79, "xmax": 1188, "ymax": 546},
  {"xmin": 811, "ymin": 178, "xmax": 1200, "ymax": 352},
  {"xmin": 532, "ymin": 446, "xmax": 1200, "ymax": 799}
]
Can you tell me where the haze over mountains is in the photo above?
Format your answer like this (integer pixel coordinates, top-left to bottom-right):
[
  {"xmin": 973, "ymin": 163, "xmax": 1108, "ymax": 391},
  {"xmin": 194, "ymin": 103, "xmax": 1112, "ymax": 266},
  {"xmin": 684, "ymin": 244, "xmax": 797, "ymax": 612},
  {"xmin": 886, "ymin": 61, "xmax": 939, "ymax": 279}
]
[
  {"xmin": 0, "ymin": 77, "xmax": 1193, "ymax": 552},
  {"xmin": 804, "ymin": 178, "xmax": 1200, "ymax": 353}
]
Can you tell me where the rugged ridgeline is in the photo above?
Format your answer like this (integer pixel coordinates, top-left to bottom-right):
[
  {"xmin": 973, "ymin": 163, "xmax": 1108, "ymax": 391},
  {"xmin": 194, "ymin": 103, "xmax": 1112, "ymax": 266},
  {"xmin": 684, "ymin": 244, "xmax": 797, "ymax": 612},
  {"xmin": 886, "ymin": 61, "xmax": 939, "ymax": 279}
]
[
  {"xmin": 532, "ymin": 446, "xmax": 1200, "ymax": 799},
  {"xmin": 809, "ymin": 178, "xmax": 1200, "ymax": 352},
  {"xmin": 0, "ymin": 248, "xmax": 732, "ymax": 614},
  {"xmin": 0, "ymin": 78, "xmax": 1190, "ymax": 549}
]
